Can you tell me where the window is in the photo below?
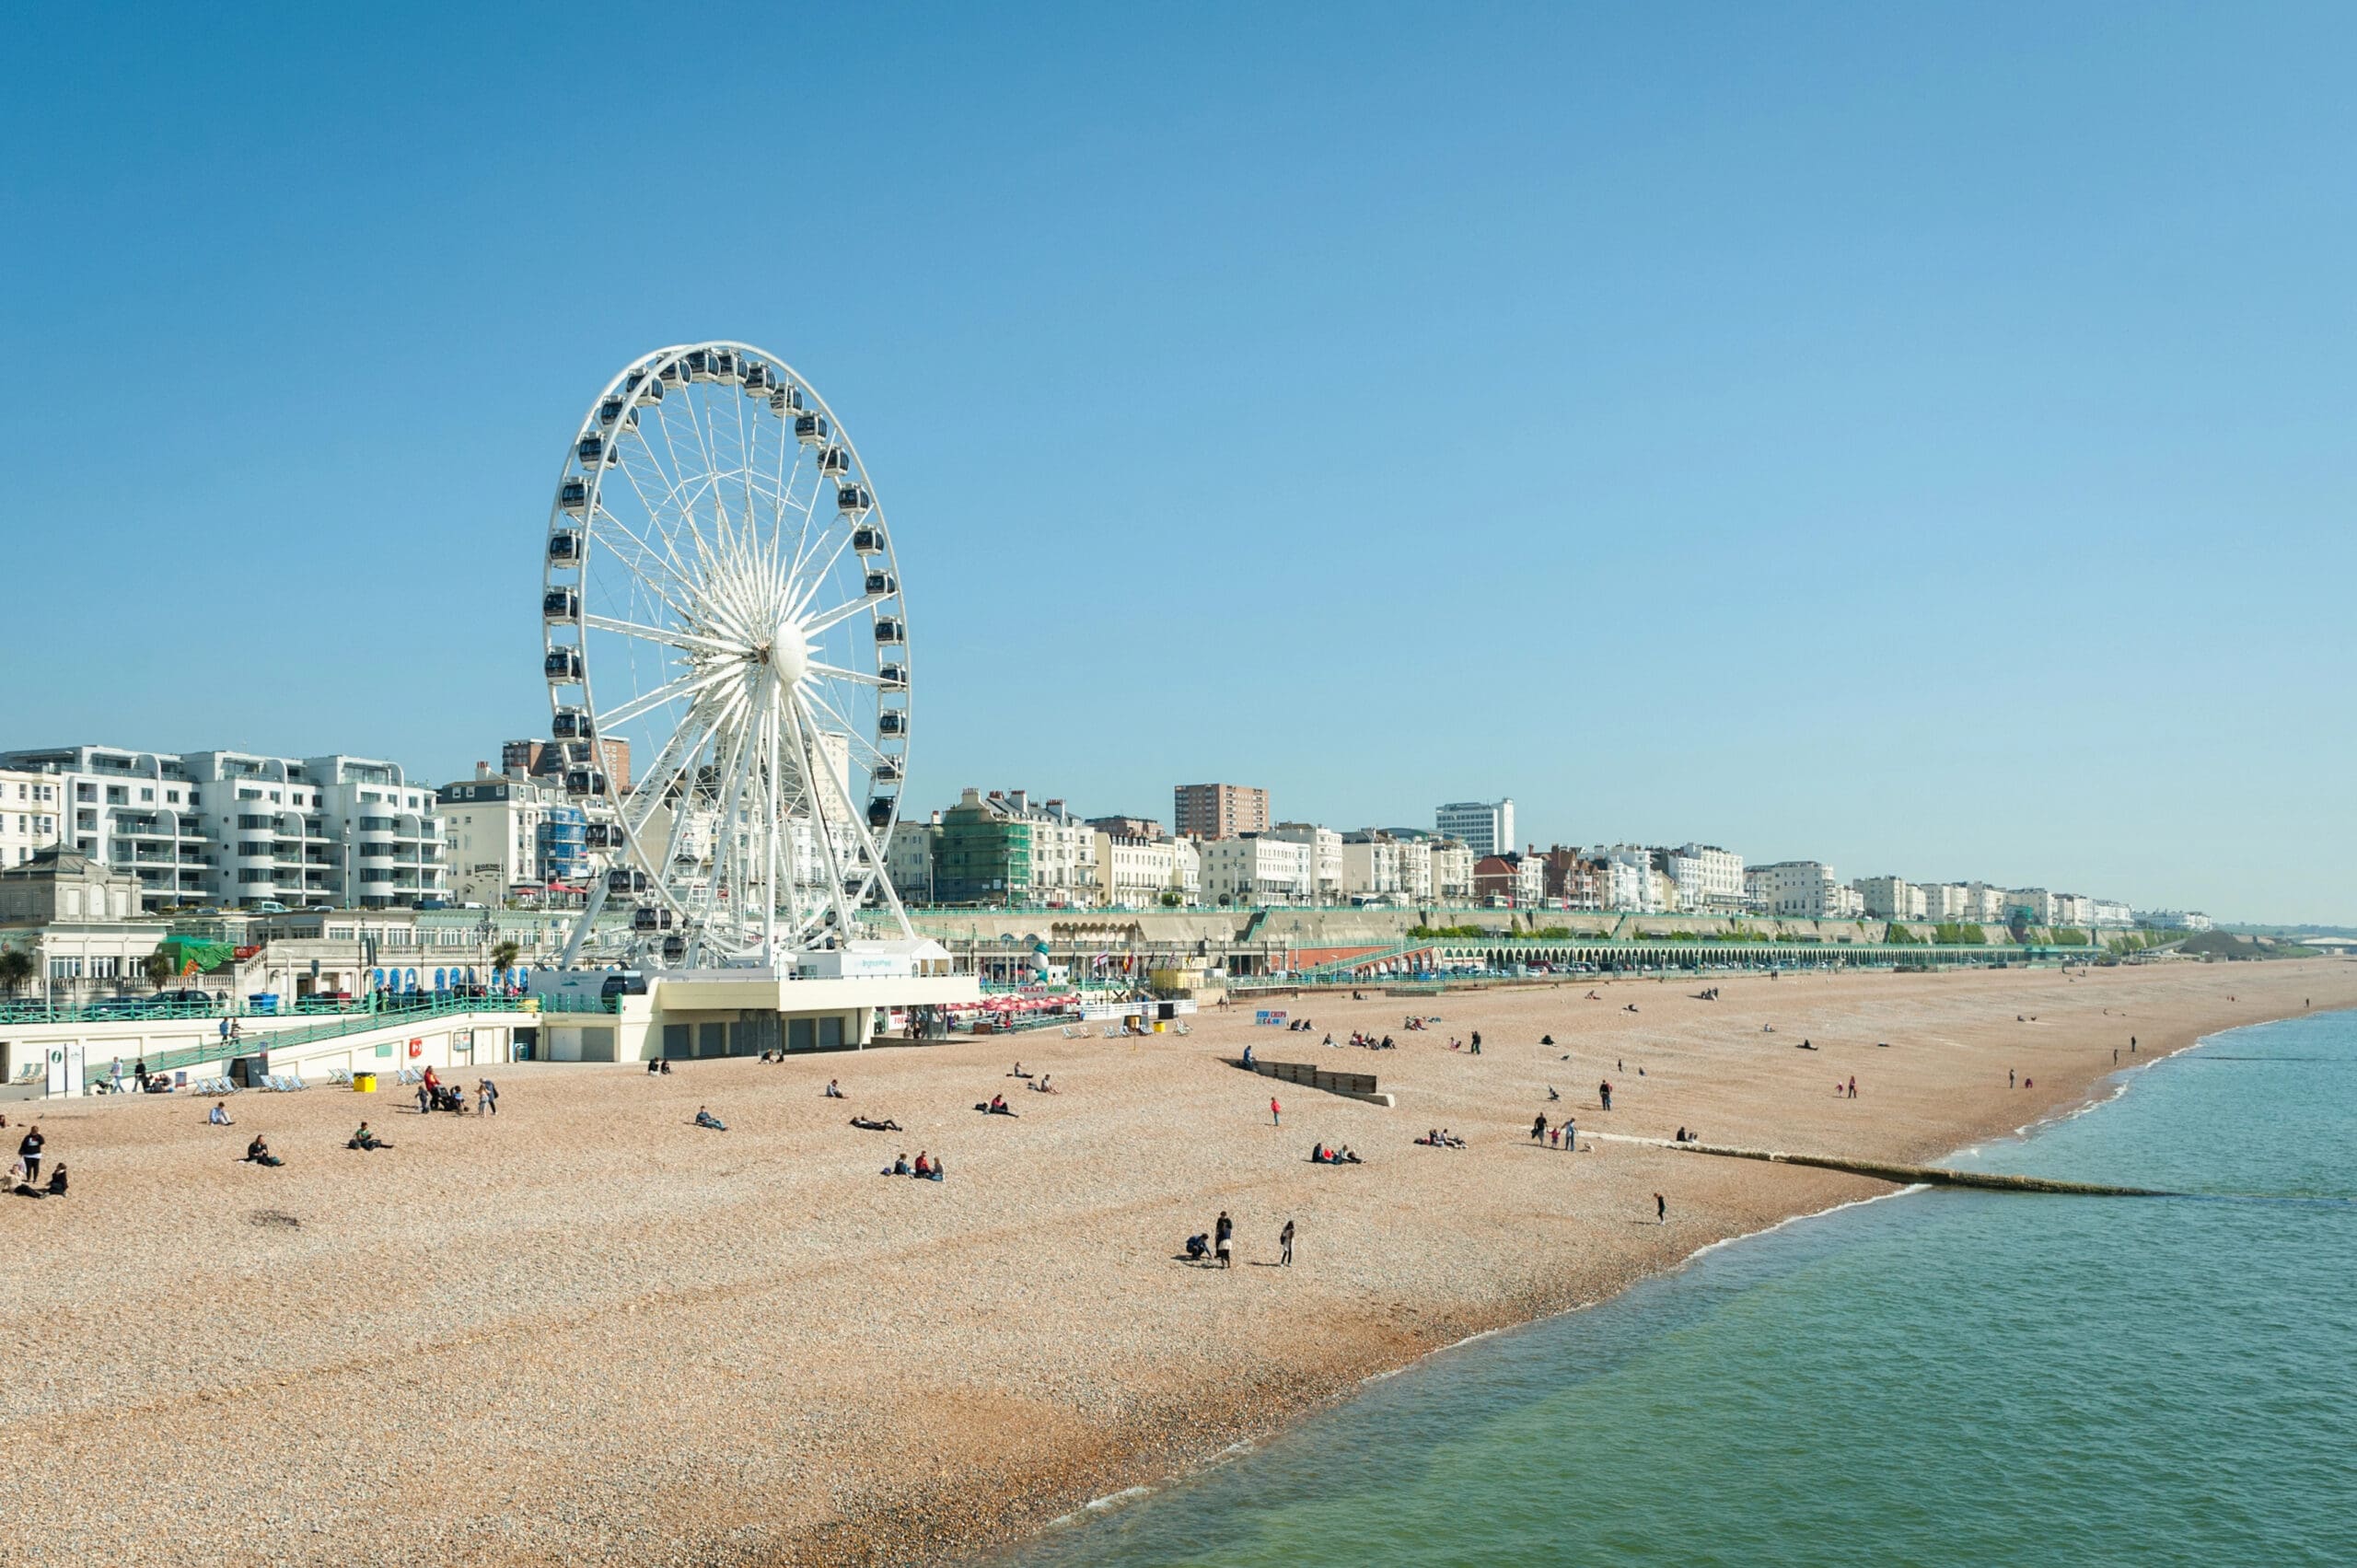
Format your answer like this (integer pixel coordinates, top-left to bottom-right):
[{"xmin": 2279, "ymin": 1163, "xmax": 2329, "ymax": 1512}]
[
  {"xmin": 106, "ymin": 786, "xmax": 126, "ymax": 804},
  {"xmin": 167, "ymin": 790, "xmax": 180, "ymax": 804},
  {"xmin": 49, "ymin": 957, "xmax": 84, "ymax": 980},
  {"xmin": 139, "ymin": 788, "xmax": 154, "ymax": 802},
  {"xmin": 76, "ymin": 784, "xmax": 96, "ymax": 802},
  {"xmin": 238, "ymin": 788, "xmax": 261, "ymax": 801}
]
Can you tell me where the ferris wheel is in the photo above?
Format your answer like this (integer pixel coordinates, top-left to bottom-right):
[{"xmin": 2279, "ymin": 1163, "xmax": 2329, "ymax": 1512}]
[{"xmin": 540, "ymin": 342, "xmax": 913, "ymax": 966}]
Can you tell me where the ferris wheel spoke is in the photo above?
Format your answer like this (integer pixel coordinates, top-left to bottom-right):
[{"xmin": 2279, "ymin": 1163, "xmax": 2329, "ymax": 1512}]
[
  {"xmin": 797, "ymin": 682, "xmax": 888, "ymax": 766},
  {"xmin": 799, "ymin": 591, "xmax": 888, "ymax": 637},
  {"xmin": 806, "ymin": 661, "xmax": 891, "ymax": 687},
  {"xmin": 596, "ymin": 665, "xmax": 737, "ymax": 733},
  {"xmin": 784, "ymin": 691, "xmax": 862, "ymax": 929},
  {"xmin": 581, "ymin": 614, "xmax": 746, "ymax": 658}
]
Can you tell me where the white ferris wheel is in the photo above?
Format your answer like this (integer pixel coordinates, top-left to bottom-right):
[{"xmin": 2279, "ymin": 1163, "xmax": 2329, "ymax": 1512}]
[{"xmin": 540, "ymin": 342, "xmax": 913, "ymax": 968}]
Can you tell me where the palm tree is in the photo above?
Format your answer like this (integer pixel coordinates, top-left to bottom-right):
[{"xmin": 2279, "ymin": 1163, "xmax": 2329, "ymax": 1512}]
[
  {"xmin": 145, "ymin": 947, "xmax": 180, "ymax": 992},
  {"xmin": 491, "ymin": 938, "xmax": 521, "ymax": 991},
  {"xmin": 0, "ymin": 947, "xmax": 34, "ymax": 998}
]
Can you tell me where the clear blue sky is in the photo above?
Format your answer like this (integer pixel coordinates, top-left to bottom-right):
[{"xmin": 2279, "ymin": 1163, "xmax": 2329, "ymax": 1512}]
[{"xmin": 5, "ymin": 5, "xmax": 2351, "ymax": 923}]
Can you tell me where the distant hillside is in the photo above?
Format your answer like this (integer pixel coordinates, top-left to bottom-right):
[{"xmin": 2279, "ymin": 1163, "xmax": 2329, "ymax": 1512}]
[{"xmin": 2176, "ymin": 930, "xmax": 2320, "ymax": 961}]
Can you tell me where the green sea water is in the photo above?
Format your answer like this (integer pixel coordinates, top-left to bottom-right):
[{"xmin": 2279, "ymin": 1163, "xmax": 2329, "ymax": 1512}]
[{"xmin": 1012, "ymin": 1010, "xmax": 2357, "ymax": 1566}]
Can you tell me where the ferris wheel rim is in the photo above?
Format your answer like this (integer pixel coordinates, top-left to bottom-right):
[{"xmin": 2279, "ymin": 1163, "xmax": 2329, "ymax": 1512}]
[{"xmin": 540, "ymin": 340, "xmax": 912, "ymax": 960}]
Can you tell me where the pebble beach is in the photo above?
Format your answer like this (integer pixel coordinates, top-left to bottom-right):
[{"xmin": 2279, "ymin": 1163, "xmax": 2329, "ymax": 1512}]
[{"xmin": 7, "ymin": 959, "xmax": 2351, "ymax": 1566}]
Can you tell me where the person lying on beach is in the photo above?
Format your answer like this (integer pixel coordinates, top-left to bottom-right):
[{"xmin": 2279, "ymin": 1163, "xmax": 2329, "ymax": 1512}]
[
  {"xmin": 824, "ymin": 1079, "xmax": 844, "ymax": 1098},
  {"xmin": 1586, "ymin": 991, "xmax": 1601, "ymax": 1000},
  {"xmin": 850, "ymin": 1115, "xmax": 903, "ymax": 1132},
  {"xmin": 1796, "ymin": 1039, "xmax": 1816, "ymax": 1050},
  {"xmin": 347, "ymin": 1123, "xmax": 390, "ymax": 1151},
  {"xmin": 693, "ymin": 1107, "xmax": 727, "ymax": 1131},
  {"xmin": 245, "ymin": 1136, "xmax": 284, "ymax": 1167},
  {"xmin": 209, "ymin": 1103, "xmax": 235, "ymax": 1126}
]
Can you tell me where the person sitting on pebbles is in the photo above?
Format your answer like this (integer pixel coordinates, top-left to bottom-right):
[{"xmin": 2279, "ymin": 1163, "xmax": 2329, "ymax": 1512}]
[
  {"xmin": 347, "ymin": 1122, "xmax": 390, "ymax": 1152},
  {"xmin": 209, "ymin": 1102, "xmax": 235, "ymax": 1126},
  {"xmin": 693, "ymin": 1106, "xmax": 727, "ymax": 1131},
  {"xmin": 246, "ymin": 1134, "xmax": 284, "ymax": 1167},
  {"xmin": 824, "ymin": 1079, "xmax": 844, "ymax": 1098}
]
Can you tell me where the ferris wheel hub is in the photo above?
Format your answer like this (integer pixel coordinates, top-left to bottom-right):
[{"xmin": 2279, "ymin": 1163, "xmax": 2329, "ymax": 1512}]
[{"xmin": 770, "ymin": 619, "xmax": 812, "ymax": 686}]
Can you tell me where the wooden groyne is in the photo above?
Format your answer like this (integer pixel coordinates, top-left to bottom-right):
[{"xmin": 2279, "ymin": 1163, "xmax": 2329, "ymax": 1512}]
[
  {"xmin": 1664, "ymin": 1140, "xmax": 2174, "ymax": 1197},
  {"xmin": 1227, "ymin": 1057, "xmax": 1396, "ymax": 1108}
]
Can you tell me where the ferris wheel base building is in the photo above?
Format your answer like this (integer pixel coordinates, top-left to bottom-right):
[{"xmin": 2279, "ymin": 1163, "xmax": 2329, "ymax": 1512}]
[{"xmin": 532, "ymin": 943, "xmax": 976, "ymax": 1061}]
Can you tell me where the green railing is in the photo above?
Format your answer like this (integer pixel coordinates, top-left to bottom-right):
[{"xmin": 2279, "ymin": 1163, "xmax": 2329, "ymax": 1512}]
[{"xmin": 80, "ymin": 996, "xmax": 537, "ymax": 1082}]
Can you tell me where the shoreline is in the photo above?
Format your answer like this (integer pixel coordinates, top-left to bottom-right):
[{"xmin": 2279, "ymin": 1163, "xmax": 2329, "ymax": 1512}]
[
  {"xmin": 6, "ymin": 961, "xmax": 2351, "ymax": 1566},
  {"xmin": 981, "ymin": 989, "xmax": 2343, "ymax": 1567}
]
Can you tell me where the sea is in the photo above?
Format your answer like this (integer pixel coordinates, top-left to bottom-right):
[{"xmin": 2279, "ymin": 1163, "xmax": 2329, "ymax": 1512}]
[{"xmin": 1009, "ymin": 1009, "xmax": 2357, "ymax": 1567}]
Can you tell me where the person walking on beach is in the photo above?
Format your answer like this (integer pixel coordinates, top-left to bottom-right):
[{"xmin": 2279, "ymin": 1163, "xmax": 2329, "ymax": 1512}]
[
  {"xmin": 1847, "ymin": 1074, "xmax": 1857, "ymax": 1099},
  {"xmin": 1563, "ymin": 1116, "xmax": 1575, "ymax": 1150},
  {"xmin": 1270, "ymin": 1096, "xmax": 1282, "ymax": 1128},
  {"xmin": 1598, "ymin": 1080, "xmax": 1612, "ymax": 1111},
  {"xmin": 1655, "ymin": 1191, "xmax": 1666, "ymax": 1225},
  {"xmin": 1215, "ymin": 1211, "xmax": 1234, "ymax": 1269},
  {"xmin": 477, "ymin": 1078, "xmax": 498, "ymax": 1116},
  {"xmin": 1279, "ymin": 1218, "xmax": 1295, "ymax": 1267},
  {"xmin": 1531, "ymin": 1112, "xmax": 1548, "ymax": 1143}
]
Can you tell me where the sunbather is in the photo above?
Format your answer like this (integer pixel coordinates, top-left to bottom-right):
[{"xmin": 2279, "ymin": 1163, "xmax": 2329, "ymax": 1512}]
[
  {"xmin": 850, "ymin": 1115, "xmax": 903, "ymax": 1132},
  {"xmin": 693, "ymin": 1107, "xmax": 726, "ymax": 1131}
]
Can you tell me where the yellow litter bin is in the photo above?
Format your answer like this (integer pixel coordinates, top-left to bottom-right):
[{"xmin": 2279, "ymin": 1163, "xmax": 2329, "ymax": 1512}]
[
  {"xmin": 1152, "ymin": 1020, "xmax": 1167, "ymax": 1033},
  {"xmin": 352, "ymin": 1072, "xmax": 377, "ymax": 1093}
]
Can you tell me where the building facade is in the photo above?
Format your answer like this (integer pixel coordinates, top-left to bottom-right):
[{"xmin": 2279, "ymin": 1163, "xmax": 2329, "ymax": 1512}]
[
  {"xmin": 1198, "ymin": 833, "xmax": 1314, "ymax": 906},
  {"xmin": 437, "ymin": 769, "xmax": 591, "ymax": 906},
  {"xmin": 1173, "ymin": 783, "xmax": 1269, "ymax": 842},
  {"xmin": 0, "ymin": 745, "xmax": 444, "ymax": 912},
  {"xmin": 1747, "ymin": 860, "xmax": 1843, "ymax": 919},
  {"xmin": 1435, "ymin": 798, "xmax": 1515, "ymax": 858},
  {"xmin": 0, "ymin": 767, "xmax": 62, "ymax": 869},
  {"xmin": 1263, "ymin": 822, "xmax": 1342, "ymax": 903}
]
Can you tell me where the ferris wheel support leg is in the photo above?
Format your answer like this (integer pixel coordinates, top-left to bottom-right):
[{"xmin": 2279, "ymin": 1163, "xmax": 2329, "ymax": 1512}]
[
  {"xmin": 838, "ymin": 768, "xmax": 916, "ymax": 942},
  {"xmin": 783, "ymin": 692, "xmax": 864, "ymax": 941},
  {"xmin": 560, "ymin": 877, "xmax": 611, "ymax": 970}
]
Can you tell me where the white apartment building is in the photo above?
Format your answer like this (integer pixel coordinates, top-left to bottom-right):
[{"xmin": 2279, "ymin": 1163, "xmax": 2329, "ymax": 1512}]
[
  {"xmin": 1435, "ymin": 798, "xmax": 1515, "ymax": 859},
  {"xmin": 2136, "ymin": 909, "xmax": 2213, "ymax": 931},
  {"xmin": 1668, "ymin": 843, "xmax": 1746, "ymax": 911},
  {"xmin": 1198, "ymin": 833, "xmax": 1315, "ymax": 906},
  {"xmin": 1429, "ymin": 838, "xmax": 1475, "ymax": 902},
  {"xmin": 437, "ymin": 769, "xmax": 592, "ymax": 906},
  {"xmin": 1341, "ymin": 830, "xmax": 1435, "ymax": 903},
  {"xmin": 2091, "ymin": 899, "xmax": 2133, "ymax": 927},
  {"xmin": 2008, "ymin": 889, "xmax": 2057, "ymax": 924},
  {"xmin": 1596, "ymin": 845, "xmax": 1664, "ymax": 912},
  {"xmin": 887, "ymin": 811, "xmax": 942, "ymax": 902},
  {"xmin": 1959, "ymin": 882, "xmax": 2010, "ymax": 923},
  {"xmin": 1917, "ymin": 882, "xmax": 1970, "ymax": 921},
  {"xmin": 1094, "ymin": 830, "xmax": 1200, "ymax": 907},
  {"xmin": 0, "ymin": 745, "xmax": 445, "ymax": 912},
  {"xmin": 0, "ymin": 768, "xmax": 63, "ymax": 869},
  {"xmin": 1853, "ymin": 876, "xmax": 1913, "ymax": 921},
  {"xmin": 1018, "ymin": 796, "xmax": 1099, "ymax": 908},
  {"xmin": 1747, "ymin": 861, "xmax": 1843, "ymax": 919},
  {"xmin": 2051, "ymin": 893, "xmax": 2096, "ymax": 929},
  {"xmin": 1264, "ymin": 822, "xmax": 1342, "ymax": 903},
  {"xmin": 1341, "ymin": 832, "xmax": 1404, "ymax": 901},
  {"xmin": 1596, "ymin": 853, "xmax": 1650, "ymax": 912}
]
